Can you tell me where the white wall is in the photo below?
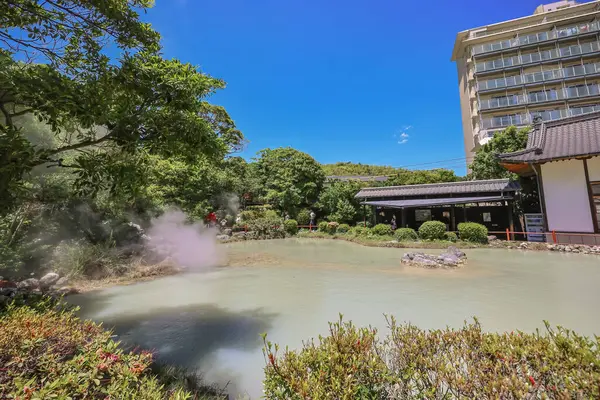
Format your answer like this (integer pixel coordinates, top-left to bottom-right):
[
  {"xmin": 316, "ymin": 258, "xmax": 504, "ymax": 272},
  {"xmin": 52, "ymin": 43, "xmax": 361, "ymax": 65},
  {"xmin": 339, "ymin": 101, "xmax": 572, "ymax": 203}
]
[
  {"xmin": 587, "ymin": 156, "xmax": 600, "ymax": 181},
  {"xmin": 542, "ymin": 159, "xmax": 594, "ymax": 232}
]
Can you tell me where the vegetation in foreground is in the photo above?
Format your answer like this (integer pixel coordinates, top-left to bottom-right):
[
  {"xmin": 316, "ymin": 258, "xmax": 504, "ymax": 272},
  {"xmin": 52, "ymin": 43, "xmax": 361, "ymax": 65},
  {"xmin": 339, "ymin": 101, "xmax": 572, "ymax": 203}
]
[
  {"xmin": 0, "ymin": 298, "xmax": 225, "ymax": 399},
  {"xmin": 263, "ymin": 316, "xmax": 600, "ymax": 399}
]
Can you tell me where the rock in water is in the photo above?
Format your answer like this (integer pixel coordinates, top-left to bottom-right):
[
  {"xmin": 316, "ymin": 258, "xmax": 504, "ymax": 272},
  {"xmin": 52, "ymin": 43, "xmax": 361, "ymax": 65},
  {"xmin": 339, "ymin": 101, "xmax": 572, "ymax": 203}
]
[
  {"xmin": 401, "ymin": 246, "xmax": 467, "ymax": 269},
  {"xmin": 54, "ymin": 277, "xmax": 69, "ymax": 287},
  {"xmin": 40, "ymin": 272, "xmax": 60, "ymax": 288}
]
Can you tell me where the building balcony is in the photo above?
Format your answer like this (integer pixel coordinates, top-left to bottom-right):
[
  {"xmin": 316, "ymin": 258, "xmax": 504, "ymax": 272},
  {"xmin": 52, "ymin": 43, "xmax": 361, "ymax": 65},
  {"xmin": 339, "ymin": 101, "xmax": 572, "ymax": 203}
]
[
  {"xmin": 479, "ymin": 83, "xmax": 600, "ymax": 111},
  {"xmin": 471, "ymin": 20, "xmax": 600, "ymax": 57},
  {"xmin": 474, "ymin": 41, "xmax": 600, "ymax": 74},
  {"xmin": 478, "ymin": 62, "xmax": 600, "ymax": 92},
  {"xmin": 480, "ymin": 104, "xmax": 600, "ymax": 130}
]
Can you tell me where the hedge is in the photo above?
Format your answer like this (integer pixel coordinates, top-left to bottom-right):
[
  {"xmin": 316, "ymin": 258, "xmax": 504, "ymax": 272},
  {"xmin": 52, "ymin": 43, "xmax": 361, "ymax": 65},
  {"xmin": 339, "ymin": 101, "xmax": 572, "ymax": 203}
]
[
  {"xmin": 444, "ymin": 231, "xmax": 458, "ymax": 242},
  {"xmin": 337, "ymin": 223, "xmax": 350, "ymax": 233},
  {"xmin": 371, "ymin": 223, "xmax": 393, "ymax": 236},
  {"xmin": 418, "ymin": 220, "xmax": 446, "ymax": 240},
  {"xmin": 263, "ymin": 316, "xmax": 600, "ymax": 399},
  {"xmin": 394, "ymin": 228, "xmax": 418, "ymax": 241},
  {"xmin": 317, "ymin": 221, "xmax": 328, "ymax": 232},
  {"xmin": 283, "ymin": 219, "xmax": 298, "ymax": 236},
  {"xmin": 458, "ymin": 222, "xmax": 488, "ymax": 243}
]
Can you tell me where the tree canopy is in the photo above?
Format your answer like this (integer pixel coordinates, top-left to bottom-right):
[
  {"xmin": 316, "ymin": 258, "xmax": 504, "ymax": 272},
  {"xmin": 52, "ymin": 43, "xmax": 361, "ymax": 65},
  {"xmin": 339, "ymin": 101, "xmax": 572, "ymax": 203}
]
[
  {"xmin": 0, "ymin": 0, "xmax": 242, "ymax": 212},
  {"xmin": 468, "ymin": 126, "xmax": 529, "ymax": 180},
  {"xmin": 254, "ymin": 147, "xmax": 325, "ymax": 215}
]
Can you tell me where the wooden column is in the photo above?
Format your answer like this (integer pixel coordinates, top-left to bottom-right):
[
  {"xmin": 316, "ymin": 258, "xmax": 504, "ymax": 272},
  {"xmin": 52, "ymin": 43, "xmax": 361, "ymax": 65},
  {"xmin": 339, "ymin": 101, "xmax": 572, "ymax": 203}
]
[
  {"xmin": 401, "ymin": 208, "xmax": 406, "ymax": 228},
  {"xmin": 508, "ymin": 200, "xmax": 515, "ymax": 240},
  {"xmin": 450, "ymin": 205, "xmax": 456, "ymax": 232},
  {"xmin": 462, "ymin": 205, "xmax": 467, "ymax": 222}
]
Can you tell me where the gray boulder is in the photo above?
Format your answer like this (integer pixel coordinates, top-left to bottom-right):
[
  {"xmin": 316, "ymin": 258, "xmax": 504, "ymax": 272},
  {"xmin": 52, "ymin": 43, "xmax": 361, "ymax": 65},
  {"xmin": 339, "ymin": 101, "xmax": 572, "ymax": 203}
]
[
  {"xmin": 216, "ymin": 234, "xmax": 230, "ymax": 241},
  {"xmin": 17, "ymin": 278, "xmax": 39, "ymax": 290},
  {"xmin": 40, "ymin": 272, "xmax": 60, "ymax": 288},
  {"xmin": 447, "ymin": 246, "xmax": 466, "ymax": 259},
  {"xmin": 54, "ymin": 277, "xmax": 69, "ymax": 287},
  {"xmin": 222, "ymin": 228, "xmax": 233, "ymax": 236},
  {"xmin": 54, "ymin": 287, "xmax": 79, "ymax": 296}
]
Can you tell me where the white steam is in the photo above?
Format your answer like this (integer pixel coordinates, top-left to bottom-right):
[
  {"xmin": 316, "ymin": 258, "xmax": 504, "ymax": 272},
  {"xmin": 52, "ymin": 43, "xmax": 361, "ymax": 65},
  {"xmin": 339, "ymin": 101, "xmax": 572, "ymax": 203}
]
[{"xmin": 146, "ymin": 210, "xmax": 224, "ymax": 270}]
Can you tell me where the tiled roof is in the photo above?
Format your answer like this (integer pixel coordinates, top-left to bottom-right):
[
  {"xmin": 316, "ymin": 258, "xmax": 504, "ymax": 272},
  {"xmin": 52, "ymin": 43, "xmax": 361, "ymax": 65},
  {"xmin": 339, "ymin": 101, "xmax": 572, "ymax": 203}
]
[
  {"xmin": 327, "ymin": 175, "xmax": 389, "ymax": 182},
  {"xmin": 362, "ymin": 195, "xmax": 513, "ymax": 208},
  {"xmin": 355, "ymin": 179, "xmax": 520, "ymax": 199},
  {"xmin": 498, "ymin": 111, "xmax": 600, "ymax": 164}
]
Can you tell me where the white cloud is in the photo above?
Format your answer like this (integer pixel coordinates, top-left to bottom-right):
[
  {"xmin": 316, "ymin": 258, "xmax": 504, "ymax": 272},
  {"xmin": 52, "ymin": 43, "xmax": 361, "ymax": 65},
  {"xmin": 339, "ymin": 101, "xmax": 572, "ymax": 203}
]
[
  {"xmin": 396, "ymin": 125, "xmax": 412, "ymax": 144},
  {"xmin": 398, "ymin": 139, "xmax": 409, "ymax": 144},
  {"xmin": 400, "ymin": 132, "xmax": 409, "ymax": 139}
]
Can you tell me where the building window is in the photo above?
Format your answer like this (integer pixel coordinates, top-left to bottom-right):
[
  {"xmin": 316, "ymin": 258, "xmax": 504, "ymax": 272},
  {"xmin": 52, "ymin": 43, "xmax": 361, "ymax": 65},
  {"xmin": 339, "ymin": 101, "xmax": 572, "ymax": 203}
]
[
  {"xmin": 591, "ymin": 182, "xmax": 600, "ymax": 230},
  {"xmin": 415, "ymin": 209, "xmax": 431, "ymax": 222}
]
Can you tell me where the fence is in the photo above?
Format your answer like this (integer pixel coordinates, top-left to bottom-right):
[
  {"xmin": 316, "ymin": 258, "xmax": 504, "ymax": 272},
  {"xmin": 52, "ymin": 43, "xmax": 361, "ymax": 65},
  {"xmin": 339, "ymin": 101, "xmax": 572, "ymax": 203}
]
[{"xmin": 489, "ymin": 230, "xmax": 600, "ymax": 246}]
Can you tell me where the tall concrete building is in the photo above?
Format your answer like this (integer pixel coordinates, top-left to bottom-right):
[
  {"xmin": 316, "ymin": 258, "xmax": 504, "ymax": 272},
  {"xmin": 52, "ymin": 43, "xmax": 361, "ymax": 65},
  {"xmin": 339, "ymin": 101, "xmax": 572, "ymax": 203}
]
[{"xmin": 452, "ymin": 0, "xmax": 600, "ymax": 162}]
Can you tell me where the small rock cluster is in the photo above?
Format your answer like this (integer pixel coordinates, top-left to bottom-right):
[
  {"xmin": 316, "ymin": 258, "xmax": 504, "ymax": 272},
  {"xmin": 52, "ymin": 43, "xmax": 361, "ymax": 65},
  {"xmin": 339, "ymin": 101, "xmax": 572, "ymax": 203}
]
[
  {"xmin": 545, "ymin": 243, "xmax": 600, "ymax": 254},
  {"xmin": 401, "ymin": 246, "xmax": 467, "ymax": 269},
  {"xmin": 0, "ymin": 272, "xmax": 78, "ymax": 305}
]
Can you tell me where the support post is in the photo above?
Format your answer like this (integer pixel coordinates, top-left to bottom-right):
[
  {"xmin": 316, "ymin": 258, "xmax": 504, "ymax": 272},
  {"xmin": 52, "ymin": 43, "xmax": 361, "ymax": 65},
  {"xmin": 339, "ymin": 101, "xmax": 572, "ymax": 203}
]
[
  {"xmin": 401, "ymin": 208, "xmax": 406, "ymax": 228},
  {"xmin": 450, "ymin": 205, "xmax": 456, "ymax": 232},
  {"xmin": 552, "ymin": 230, "xmax": 557, "ymax": 244},
  {"xmin": 508, "ymin": 200, "xmax": 515, "ymax": 241},
  {"xmin": 363, "ymin": 204, "xmax": 366, "ymax": 227},
  {"xmin": 506, "ymin": 228, "xmax": 510, "ymax": 241}
]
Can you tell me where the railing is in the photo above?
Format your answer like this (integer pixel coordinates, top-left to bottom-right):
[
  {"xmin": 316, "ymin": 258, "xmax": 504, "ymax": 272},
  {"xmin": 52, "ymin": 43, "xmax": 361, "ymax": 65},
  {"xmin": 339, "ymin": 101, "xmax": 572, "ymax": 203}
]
[
  {"xmin": 479, "ymin": 84, "xmax": 600, "ymax": 111},
  {"xmin": 477, "ymin": 62, "xmax": 600, "ymax": 91},
  {"xmin": 481, "ymin": 104, "xmax": 600, "ymax": 129},
  {"xmin": 472, "ymin": 20, "xmax": 600, "ymax": 56},
  {"xmin": 474, "ymin": 41, "xmax": 600, "ymax": 73}
]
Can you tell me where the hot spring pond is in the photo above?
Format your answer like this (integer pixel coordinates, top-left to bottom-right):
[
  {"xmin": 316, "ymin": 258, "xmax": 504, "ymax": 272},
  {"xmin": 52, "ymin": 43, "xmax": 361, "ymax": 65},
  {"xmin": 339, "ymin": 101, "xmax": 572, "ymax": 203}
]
[{"xmin": 71, "ymin": 238, "xmax": 600, "ymax": 398}]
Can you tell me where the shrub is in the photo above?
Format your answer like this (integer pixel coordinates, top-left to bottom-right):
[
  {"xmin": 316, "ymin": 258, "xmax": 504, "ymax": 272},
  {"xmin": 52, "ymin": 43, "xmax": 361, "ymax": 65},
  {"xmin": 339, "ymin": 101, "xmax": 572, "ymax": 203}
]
[
  {"xmin": 371, "ymin": 223, "xmax": 393, "ymax": 236},
  {"xmin": 296, "ymin": 209, "xmax": 311, "ymax": 225},
  {"xmin": 444, "ymin": 231, "xmax": 458, "ymax": 242},
  {"xmin": 50, "ymin": 240, "xmax": 127, "ymax": 279},
  {"xmin": 350, "ymin": 226, "xmax": 371, "ymax": 236},
  {"xmin": 318, "ymin": 221, "xmax": 328, "ymax": 232},
  {"xmin": 418, "ymin": 220, "xmax": 446, "ymax": 240},
  {"xmin": 337, "ymin": 223, "xmax": 350, "ymax": 234},
  {"xmin": 263, "ymin": 316, "xmax": 389, "ymax": 399},
  {"xmin": 264, "ymin": 316, "xmax": 600, "ymax": 399},
  {"xmin": 458, "ymin": 222, "xmax": 488, "ymax": 243},
  {"xmin": 325, "ymin": 221, "xmax": 339, "ymax": 234},
  {"xmin": 283, "ymin": 219, "xmax": 298, "ymax": 236},
  {"xmin": 394, "ymin": 228, "xmax": 418, "ymax": 241},
  {"xmin": 0, "ymin": 301, "xmax": 216, "ymax": 399},
  {"xmin": 246, "ymin": 217, "xmax": 285, "ymax": 240}
]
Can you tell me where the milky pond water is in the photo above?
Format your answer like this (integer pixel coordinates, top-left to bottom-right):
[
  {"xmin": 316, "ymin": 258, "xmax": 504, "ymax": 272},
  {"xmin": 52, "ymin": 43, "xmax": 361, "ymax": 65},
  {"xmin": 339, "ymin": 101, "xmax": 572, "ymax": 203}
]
[{"xmin": 71, "ymin": 238, "xmax": 600, "ymax": 398}]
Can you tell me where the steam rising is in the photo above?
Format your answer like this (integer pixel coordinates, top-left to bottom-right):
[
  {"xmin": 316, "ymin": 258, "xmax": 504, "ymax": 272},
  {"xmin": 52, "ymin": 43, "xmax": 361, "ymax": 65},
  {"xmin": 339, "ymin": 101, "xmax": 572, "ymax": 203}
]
[{"xmin": 146, "ymin": 210, "xmax": 224, "ymax": 270}]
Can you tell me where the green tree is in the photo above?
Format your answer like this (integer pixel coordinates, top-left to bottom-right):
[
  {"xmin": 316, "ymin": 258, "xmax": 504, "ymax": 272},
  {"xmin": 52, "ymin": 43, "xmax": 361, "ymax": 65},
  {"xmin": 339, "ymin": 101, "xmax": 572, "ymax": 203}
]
[
  {"xmin": 0, "ymin": 0, "xmax": 243, "ymax": 212},
  {"xmin": 322, "ymin": 162, "xmax": 398, "ymax": 176},
  {"xmin": 254, "ymin": 147, "xmax": 325, "ymax": 215},
  {"xmin": 468, "ymin": 126, "xmax": 529, "ymax": 180},
  {"xmin": 317, "ymin": 180, "xmax": 362, "ymax": 223},
  {"xmin": 388, "ymin": 168, "xmax": 461, "ymax": 186}
]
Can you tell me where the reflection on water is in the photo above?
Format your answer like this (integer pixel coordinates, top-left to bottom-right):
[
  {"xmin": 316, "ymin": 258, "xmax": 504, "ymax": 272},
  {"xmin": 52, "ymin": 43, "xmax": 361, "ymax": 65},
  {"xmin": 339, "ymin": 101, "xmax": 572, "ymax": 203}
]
[{"xmin": 71, "ymin": 238, "xmax": 600, "ymax": 398}]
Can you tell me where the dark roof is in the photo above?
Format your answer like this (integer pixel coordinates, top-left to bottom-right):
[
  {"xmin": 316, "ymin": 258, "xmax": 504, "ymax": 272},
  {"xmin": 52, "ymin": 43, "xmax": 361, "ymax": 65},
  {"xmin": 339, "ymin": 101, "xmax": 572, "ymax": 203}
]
[
  {"xmin": 327, "ymin": 175, "xmax": 389, "ymax": 182},
  {"xmin": 498, "ymin": 111, "xmax": 600, "ymax": 164},
  {"xmin": 355, "ymin": 179, "xmax": 519, "ymax": 199},
  {"xmin": 362, "ymin": 195, "xmax": 513, "ymax": 209}
]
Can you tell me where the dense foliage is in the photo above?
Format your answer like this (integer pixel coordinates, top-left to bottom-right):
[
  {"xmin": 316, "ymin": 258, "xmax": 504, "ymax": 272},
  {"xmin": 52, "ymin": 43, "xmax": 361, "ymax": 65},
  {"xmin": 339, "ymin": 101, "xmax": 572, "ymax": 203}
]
[
  {"xmin": 0, "ymin": 300, "xmax": 222, "ymax": 399},
  {"xmin": 458, "ymin": 222, "xmax": 488, "ymax": 243},
  {"xmin": 444, "ymin": 231, "xmax": 458, "ymax": 242},
  {"xmin": 371, "ymin": 223, "xmax": 393, "ymax": 236},
  {"xmin": 394, "ymin": 227, "xmax": 418, "ymax": 241},
  {"xmin": 469, "ymin": 126, "xmax": 529, "ymax": 180},
  {"xmin": 283, "ymin": 219, "xmax": 298, "ymax": 236},
  {"xmin": 337, "ymin": 223, "xmax": 350, "ymax": 233},
  {"xmin": 418, "ymin": 220, "xmax": 447, "ymax": 240},
  {"xmin": 263, "ymin": 316, "xmax": 600, "ymax": 399}
]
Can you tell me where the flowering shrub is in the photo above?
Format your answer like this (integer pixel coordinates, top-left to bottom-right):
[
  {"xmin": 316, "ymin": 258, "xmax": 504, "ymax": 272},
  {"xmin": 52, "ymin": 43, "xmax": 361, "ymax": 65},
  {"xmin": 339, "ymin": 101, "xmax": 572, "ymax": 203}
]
[
  {"xmin": 245, "ymin": 217, "xmax": 285, "ymax": 239},
  {"xmin": 264, "ymin": 316, "xmax": 600, "ymax": 399},
  {"xmin": 458, "ymin": 222, "xmax": 488, "ymax": 243},
  {"xmin": 418, "ymin": 220, "xmax": 446, "ymax": 240},
  {"xmin": 337, "ymin": 223, "xmax": 350, "ymax": 233},
  {"xmin": 444, "ymin": 231, "xmax": 458, "ymax": 242},
  {"xmin": 0, "ymin": 302, "xmax": 198, "ymax": 399},
  {"xmin": 295, "ymin": 209, "xmax": 311, "ymax": 225},
  {"xmin": 325, "ymin": 221, "xmax": 339, "ymax": 234},
  {"xmin": 394, "ymin": 228, "xmax": 418, "ymax": 241},
  {"xmin": 371, "ymin": 223, "xmax": 393, "ymax": 236},
  {"xmin": 283, "ymin": 219, "xmax": 298, "ymax": 236}
]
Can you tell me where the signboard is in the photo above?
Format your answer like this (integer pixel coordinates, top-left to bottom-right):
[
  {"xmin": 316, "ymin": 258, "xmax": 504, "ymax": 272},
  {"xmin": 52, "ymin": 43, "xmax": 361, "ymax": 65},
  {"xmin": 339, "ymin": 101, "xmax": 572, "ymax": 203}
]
[
  {"xmin": 415, "ymin": 209, "xmax": 431, "ymax": 222},
  {"xmin": 524, "ymin": 213, "xmax": 545, "ymax": 242}
]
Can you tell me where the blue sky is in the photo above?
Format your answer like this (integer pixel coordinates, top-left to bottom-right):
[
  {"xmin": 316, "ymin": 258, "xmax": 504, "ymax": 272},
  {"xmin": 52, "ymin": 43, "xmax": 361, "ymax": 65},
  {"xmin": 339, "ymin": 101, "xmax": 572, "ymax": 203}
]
[{"xmin": 144, "ymin": 0, "xmax": 574, "ymax": 175}]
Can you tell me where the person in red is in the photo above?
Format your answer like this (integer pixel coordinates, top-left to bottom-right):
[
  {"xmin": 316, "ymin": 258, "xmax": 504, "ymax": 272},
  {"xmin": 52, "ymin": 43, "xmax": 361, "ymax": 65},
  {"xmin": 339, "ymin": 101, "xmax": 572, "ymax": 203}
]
[{"xmin": 206, "ymin": 211, "xmax": 217, "ymax": 227}]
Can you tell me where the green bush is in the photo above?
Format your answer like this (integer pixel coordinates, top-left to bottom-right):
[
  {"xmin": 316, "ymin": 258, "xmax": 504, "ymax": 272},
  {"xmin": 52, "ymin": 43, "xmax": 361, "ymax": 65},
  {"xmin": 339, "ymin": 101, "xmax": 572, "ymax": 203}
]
[
  {"xmin": 337, "ymin": 223, "xmax": 350, "ymax": 234},
  {"xmin": 325, "ymin": 221, "xmax": 339, "ymax": 234},
  {"xmin": 371, "ymin": 223, "xmax": 393, "ymax": 236},
  {"xmin": 318, "ymin": 221, "xmax": 328, "ymax": 232},
  {"xmin": 418, "ymin": 220, "xmax": 446, "ymax": 240},
  {"xmin": 458, "ymin": 222, "xmax": 488, "ymax": 243},
  {"xmin": 394, "ymin": 228, "xmax": 418, "ymax": 241},
  {"xmin": 350, "ymin": 226, "xmax": 371, "ymax": 236},
  {"xmin": 295, "ymin": 209, "xmax": 311, "ymax": 225},
  {"xmin": 444, "ymin": 232, "xmax": 458, "ymax": 242},
  {"xmin": 263, "ymin": 316, "xmax": 388, "ymax": 399},
  {"xmin": 0, "ymin": 302, "xmax": 220, "ymax": 399},
  {"xmin": 283, "ymin": 219, "xmax": 298, "ymax": 236},
  {"xmin": 264, "ymin": 316, "xmax": 600, "ymax": 399},
  {"xmin": 246, "ymin": 217, "xmax": 286, "ymax": 240}
]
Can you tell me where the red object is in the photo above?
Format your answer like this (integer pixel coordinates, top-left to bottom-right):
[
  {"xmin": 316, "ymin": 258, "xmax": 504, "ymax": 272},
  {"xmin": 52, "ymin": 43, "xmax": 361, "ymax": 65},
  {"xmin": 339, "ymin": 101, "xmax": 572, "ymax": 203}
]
[
  {"xmin": 206, "ymin": 212, "xmax": 217, "ymax": 223},
  {"xmin": 528, "ymin": 376, "xmax": 536, "ymax": 386},
  {"xmin": 506, "ymin": 228, "xmax": 510, "ymax": 241},
  {"xmin": 0, "ymin": 280, "xmax": 16, "ymax": 288},
  {"xmin": 552, "ymin": 230, "xmax": 557, "ymax": 244}
]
